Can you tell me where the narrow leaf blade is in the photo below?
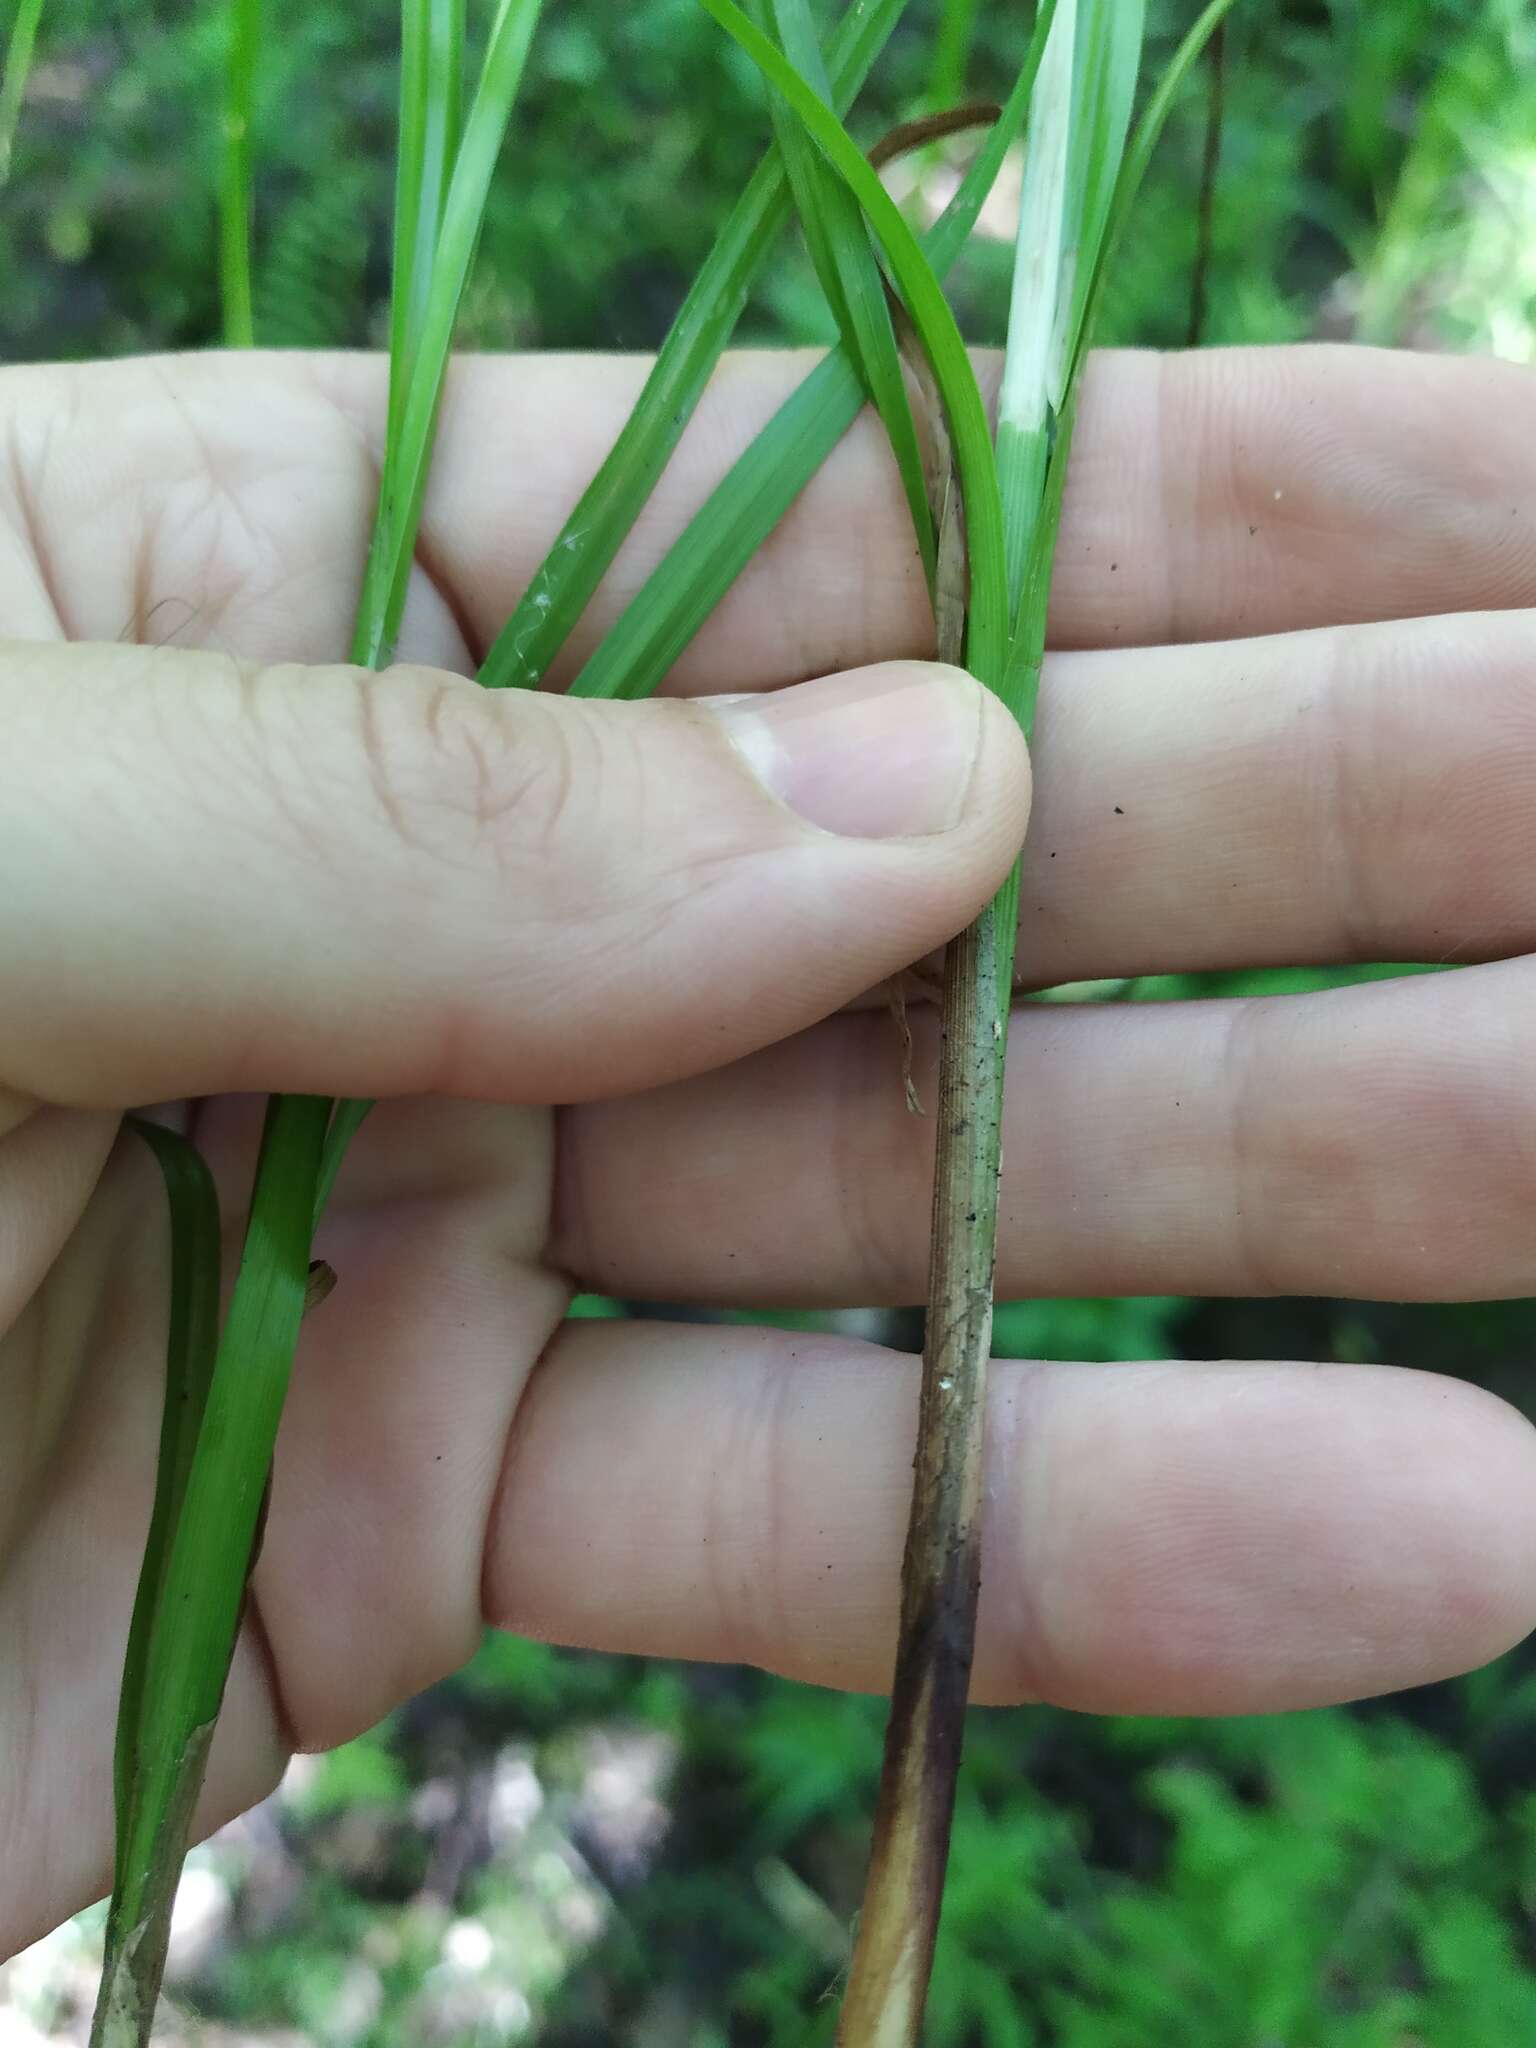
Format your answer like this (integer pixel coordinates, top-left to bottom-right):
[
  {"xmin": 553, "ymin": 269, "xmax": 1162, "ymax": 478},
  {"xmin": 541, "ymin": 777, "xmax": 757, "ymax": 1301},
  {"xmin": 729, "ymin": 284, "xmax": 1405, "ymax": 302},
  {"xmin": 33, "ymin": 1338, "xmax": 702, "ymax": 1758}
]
[
  {"xmin": 354, "ymin": 0, "xmax": 545, "ymax": 670},
  {"xmin": 93, "ymin": 1098, "xmax": 326, "ymax": 2048},
  {"xmin": 695, "ymin": 0, "xmax": 1008, "ymax": 680},
  {"xmin": 476, "ymin": 0, "xmax": 907, "ymax": 693},
  {"xmin": 760, "ymin": 0, "xmax": 936, "ymax": 589},
  {"xmin": 0, "ymin": 0, "xmax": 46, "ymax": 185},
  {"xmin": 390, "ymin": 0, "xmax": 467, "ymax": 447},
  {"xmin": 110, "ymin": 1120, "xmax": 224, "ymax": 1885},
  {"xmin": 572, "ymin": 0, "xmax": 1058, "ymax": 708}
]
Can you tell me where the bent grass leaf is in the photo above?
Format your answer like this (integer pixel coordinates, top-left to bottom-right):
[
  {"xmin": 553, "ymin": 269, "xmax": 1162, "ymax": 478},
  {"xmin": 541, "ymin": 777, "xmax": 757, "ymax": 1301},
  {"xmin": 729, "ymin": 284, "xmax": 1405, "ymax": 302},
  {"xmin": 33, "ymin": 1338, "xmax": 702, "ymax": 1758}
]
[
  {"xmin": 688, "ymin": 4, "xmax": 1242, "ymax": 2043},
  {"xmin": 996, "ymin": 0, "xmax": 1144, "ymax": 619},
  {"xmin": 761, "ymin": 0, "xmax": 935, "ymax": 591},
  {"xmin": 674, "ymin": 23, "xmax": 1007, "ymax": 2043},
  {"xmin": 572, "ymin": 0, "xmax": 1059, "ymax": 706},
  {"xmin": 110, "ymin": 1120, "xmax": 223, "ymax": 1893},
  {"xmin": 92, "ymin": 1098, "xmax": 323, "ymax": 2048},
  {"xmin": 693, "ymin": 0, "xmax": 1007, "ymax": 683},
  {"xmin": 476, "ymin": 0, "xmax": 908, "ymax": 694},
  {"xmin": 1006, "ymin": 0, "xmax": 1242, "ymax": 720}
]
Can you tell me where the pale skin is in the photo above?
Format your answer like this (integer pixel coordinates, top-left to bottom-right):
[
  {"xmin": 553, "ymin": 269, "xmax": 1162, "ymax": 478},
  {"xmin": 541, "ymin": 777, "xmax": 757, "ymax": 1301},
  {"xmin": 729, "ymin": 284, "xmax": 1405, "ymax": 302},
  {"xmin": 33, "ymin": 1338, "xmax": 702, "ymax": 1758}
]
[{"xmin": 5, "ymin": 342, "xmax": 1536, "ymax": 1955}]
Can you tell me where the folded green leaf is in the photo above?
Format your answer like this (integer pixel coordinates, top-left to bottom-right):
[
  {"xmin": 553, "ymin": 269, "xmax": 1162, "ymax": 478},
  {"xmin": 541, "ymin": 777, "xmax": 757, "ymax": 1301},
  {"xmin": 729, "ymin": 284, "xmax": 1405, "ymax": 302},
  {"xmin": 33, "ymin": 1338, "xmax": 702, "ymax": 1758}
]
[
  {"xmin": 110, "ymin": 1120, "xmax": 224, "ymax": 1896},
  {"xmin": 758, "ymin": 0, "xmax": 935, "ymax": 590},
  {"xmin": 1003, "ymin": 0, "xmax": 1242, "ymax": 721},
  {"xmin": 697, "ymin": 0, "xmax": 1004, "ymax": 668},
  {"xmin": 996, "ymin": 0, "xmax": 1144, "ymax": 616},
  {"xmin": 93, "ymin": 1096, "xmax": 325, "ymax": 2048},
  {"xmin": 571, "ymin": 0, "xmax": 1059, "ymax": 707},
  {"xmin": 476, "ymin": 0, "xmax": 907, "ymax": 694}
]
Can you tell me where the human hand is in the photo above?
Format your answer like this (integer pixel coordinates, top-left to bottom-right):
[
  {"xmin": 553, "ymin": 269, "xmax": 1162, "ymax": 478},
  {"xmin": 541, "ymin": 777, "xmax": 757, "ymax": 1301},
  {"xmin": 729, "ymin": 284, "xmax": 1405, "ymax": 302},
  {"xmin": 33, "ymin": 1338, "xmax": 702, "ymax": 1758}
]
[{"xmin": 4, "ymin": 344, "xmax": 1536, "ymax": 1953}]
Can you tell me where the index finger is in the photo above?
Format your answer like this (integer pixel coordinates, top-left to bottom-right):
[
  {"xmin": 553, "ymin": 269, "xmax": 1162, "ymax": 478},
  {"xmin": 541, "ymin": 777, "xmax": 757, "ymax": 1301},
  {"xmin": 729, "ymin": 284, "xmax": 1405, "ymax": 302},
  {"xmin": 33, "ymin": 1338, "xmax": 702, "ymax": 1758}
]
[
  {"xmin": 9, "ymin": 346, "xmax": 1536, "ymax": 692},
  {"xmin": 407, "ymin": 342, "xmax": 1536, "ymax": 686}
]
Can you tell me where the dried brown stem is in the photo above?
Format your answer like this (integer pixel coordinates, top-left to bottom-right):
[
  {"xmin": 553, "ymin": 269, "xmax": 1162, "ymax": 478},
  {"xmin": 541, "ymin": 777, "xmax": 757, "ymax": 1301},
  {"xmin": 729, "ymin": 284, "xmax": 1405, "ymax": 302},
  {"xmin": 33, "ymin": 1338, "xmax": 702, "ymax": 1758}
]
[
  {"xmin": 868, "ymin": 99, "xmax": 1001, "ymax": 171},
  {"xmin": 836, "ymin": 323, "xmax": 1013, "ymax": 2042},
  {"xmin": 836, "ymin": 894, "xmax": 1007, "ymax": 2047}
]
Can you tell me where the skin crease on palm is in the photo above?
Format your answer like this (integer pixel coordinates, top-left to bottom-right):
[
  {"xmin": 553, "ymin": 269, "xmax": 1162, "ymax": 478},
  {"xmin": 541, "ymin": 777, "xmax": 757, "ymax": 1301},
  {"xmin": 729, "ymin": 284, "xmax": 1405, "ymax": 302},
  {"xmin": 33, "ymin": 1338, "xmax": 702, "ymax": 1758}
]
[{"xmin": 6, "ymin": 344, "xmax": 1536, "ymax": 1953}]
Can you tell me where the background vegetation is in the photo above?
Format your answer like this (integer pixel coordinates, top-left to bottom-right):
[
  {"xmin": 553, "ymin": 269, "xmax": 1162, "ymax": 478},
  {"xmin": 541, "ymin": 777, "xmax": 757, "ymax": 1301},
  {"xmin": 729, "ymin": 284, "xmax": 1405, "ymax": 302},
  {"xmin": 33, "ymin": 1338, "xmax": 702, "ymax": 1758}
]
[{"xmin": 4, "ymin": 0, "xmax": 1536, "ymax": 2041}]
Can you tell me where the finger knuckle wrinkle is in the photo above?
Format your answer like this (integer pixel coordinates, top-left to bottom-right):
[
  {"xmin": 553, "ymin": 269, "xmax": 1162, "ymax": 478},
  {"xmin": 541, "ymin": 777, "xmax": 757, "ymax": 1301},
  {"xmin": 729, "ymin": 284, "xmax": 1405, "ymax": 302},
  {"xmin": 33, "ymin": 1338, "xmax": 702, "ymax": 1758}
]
[
  {"xmin": 1219, "ymin": 997, "xmax": 1293, "ymax": 1298},
  {"xmin": 354, "ymin": 671, "xmax": 579, "ymax": 871}
]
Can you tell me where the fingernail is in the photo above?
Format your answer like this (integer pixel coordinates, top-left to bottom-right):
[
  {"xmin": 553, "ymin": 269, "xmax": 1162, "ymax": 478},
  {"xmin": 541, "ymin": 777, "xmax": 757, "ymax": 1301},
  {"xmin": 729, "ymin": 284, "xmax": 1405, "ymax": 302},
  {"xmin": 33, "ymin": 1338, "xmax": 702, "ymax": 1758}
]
[{"xmin": 704, "ymin": 663, "xmax": 984, "ymax": 839}]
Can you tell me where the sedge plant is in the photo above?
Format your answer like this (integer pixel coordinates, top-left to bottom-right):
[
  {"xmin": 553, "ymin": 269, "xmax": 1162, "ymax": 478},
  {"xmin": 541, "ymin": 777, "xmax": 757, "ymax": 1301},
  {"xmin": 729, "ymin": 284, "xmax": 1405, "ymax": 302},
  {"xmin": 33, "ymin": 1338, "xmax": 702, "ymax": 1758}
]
[
  {"xmin": 95, "ymin": 0, "xmax": 1015, "ymax": 2030},
  {"xmin": 96, "ymin": 3, "xmax": 1235, "ymax": 2042},
  {"xmin": 91, "ymin": 2, "xmax": 541, "ymax": 2038},
  {"xmin": 689, "ymin": 2, "xmax": 1240, "ymax": 2041}
]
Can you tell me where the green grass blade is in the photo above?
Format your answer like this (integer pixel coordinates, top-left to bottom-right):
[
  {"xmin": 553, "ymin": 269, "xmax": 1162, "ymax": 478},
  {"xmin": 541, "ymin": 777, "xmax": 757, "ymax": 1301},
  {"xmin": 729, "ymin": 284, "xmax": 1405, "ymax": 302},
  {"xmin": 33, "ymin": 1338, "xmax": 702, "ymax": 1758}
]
[
  {"xmin": 353, "ymin": 0, "xmax": 543, "ymax": 671},
  {"xmin": 0, "ymin": 0, "xmax": 46, "ymax": 185},
  {"xmin": 312, "ymin": 0, "xmax": 546, "ymax": 1224},
  {"xmin": 572, "ymin": 346, "xmax": 867, "ymax": 700},
  {"xmin": 1000, "ymin": 0, "xmax": 1239, "ymax": 725},
  {"xmin": 1074, "ymin": 0, "xmax": 1243, "ymax": 396},
  {"xmin": 219, "ymin": 0, "xmax": 261, "ymax": 347},
  {"xmin": 476, "ymin": 0, "xmax": 906, "ymax": 694},
  {"xmin": 759, "ymin": 0, "xmax": 936, "ymax": 591},
  {"xmin": 996, "ymin": 0, "xmax": 1144, "ymax": 615},
  {"xmin": 110, "ymin": 1120, "xmax": 224, "ymax": 1891},
  {"xmin": 1065, "ymin": 0, "xmax": 1144, "ymax": 353},
  {"xmin": 929, "ymin": 0, "xmax": 979, "ymax": 107},
  {"xmin": 995, "ymin": 0, "xmax": 1074, "ymax": 604},
  {"xmin": 995, "ymin": 0, "xmax": 1238, "ymax": 722},
  {"xmin": 674, "ymin": 0, "xmax": 1006, "ymax": 684},
  {"xmin": 94, "ymin": 7, "xmax": 543, "ymax": 2034},
  {"xmin": 756, "ymin": 1, "xmax": 853, "ymax": 338},
  {"xmin": 1186, "ymin": 19, "xmax": 1227, "ymax": 348},
  {"xmin": 570, "ymin": 0, "xmax": 1057, "ymax": 707},
  {"xmin": 390, "ymin": 0, "xmax": 466, "ymax": 448},
  {"xmin": 315, "ymin": 1095, "xmax": 373, "ymax": 1220},
  {"xmin": 92, "ymin": 1095, "xmax": 328, "ymax": 2048}
]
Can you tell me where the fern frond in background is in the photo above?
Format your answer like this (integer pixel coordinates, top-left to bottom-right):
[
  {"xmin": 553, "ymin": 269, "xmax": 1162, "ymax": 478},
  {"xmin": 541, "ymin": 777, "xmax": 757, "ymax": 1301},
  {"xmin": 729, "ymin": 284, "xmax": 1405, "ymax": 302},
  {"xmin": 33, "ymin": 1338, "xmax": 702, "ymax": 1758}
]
[{"xmin": 255, "ymin": 167, "xmax": 374, "ymax": 345}]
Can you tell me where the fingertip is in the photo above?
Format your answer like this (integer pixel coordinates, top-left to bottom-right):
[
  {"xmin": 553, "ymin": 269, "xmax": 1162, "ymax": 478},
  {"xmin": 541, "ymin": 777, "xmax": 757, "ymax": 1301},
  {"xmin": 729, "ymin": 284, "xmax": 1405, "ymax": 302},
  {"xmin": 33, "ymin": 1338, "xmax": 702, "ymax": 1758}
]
[
  {"xmin": 980, "ymin": 1361, "xmax": 1536, "ymax": 1715},
  {"xmin": 703, "ymin": 658, "xmax": 1028, "ymax": 847},
  {"xmin": 1405, "ymin": 1371, "xmax": 1536, "ymax": 1672}
]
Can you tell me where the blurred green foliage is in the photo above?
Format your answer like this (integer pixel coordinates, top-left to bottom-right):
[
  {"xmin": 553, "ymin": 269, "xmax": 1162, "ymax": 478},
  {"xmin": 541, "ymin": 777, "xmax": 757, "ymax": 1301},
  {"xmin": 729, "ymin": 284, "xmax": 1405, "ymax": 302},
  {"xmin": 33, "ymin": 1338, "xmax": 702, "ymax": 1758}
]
[
  {"xmin": 143, "ymin": 1635, "xmax": 1536, "ymax": 2045},
  {"xmin": 5, "ymin": 0, "xmax": 1536, "ymax": 2041},
  {"xmin": 4, "ymin": 0, "xmax": 1535, "ymax": 361}
]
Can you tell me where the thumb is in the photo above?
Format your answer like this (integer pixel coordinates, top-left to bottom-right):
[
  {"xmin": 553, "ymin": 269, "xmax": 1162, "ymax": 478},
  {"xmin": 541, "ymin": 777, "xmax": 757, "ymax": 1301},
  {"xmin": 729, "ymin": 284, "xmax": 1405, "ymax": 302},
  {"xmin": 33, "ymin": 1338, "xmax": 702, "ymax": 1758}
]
[{"xmin": 1, "ymin": 641, "xmax": 1029, "ymax": 1107}]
